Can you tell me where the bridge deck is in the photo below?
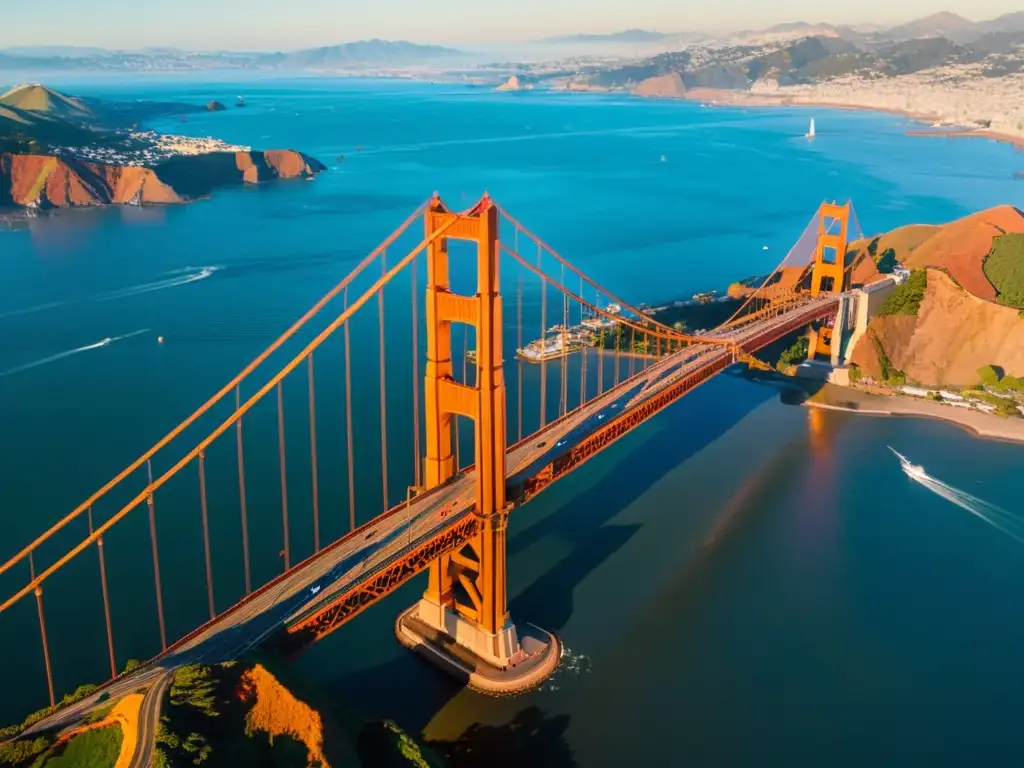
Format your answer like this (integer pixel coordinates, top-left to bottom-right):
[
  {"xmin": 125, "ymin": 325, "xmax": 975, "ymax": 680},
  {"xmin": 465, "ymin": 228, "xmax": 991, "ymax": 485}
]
[{"xmin": 26, "ymin": 296, "xmax": 837, "ymax": 733}]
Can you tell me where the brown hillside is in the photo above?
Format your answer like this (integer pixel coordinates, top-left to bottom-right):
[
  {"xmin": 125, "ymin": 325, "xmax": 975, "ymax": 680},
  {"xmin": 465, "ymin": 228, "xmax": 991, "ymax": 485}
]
[
  {"xmin": 0, "ymin": 84, "xmax": 91, "ymax": 119},
  {"xmin": 632, "ymin": 73, "xmax": 687, "ymax": 98},
  {"xmin": 903, "ymin": 206, "xmax": 1024, "ymax": 299},
  {"xmin": 1, "ymin": 150, "xmax": 324, "ymax": 209},
  {"xmin": 850, "ymin": 270, "xmax": 1024, "ymax": 386},
  {"xmin": 847, "ymin": 223, "xmax": 942, "ymax": 286},
  {"xmin": 0, "ymin": 153, "xmax": 180, "ymax": 206},
  {"xmin": 238, "ymin": 664, "xmax": 329, "ymax": 768}
]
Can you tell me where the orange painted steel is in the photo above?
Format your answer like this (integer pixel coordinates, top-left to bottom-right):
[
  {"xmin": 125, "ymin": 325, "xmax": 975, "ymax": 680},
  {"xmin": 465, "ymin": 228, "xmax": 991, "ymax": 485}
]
[
  {"xmin": 2, "ymin": 193, "xmax": 850, "ymax": 710},
  {"xmin": 283, "ymin": 299, "xmax": 839, "ymax": 652},
  {"xmin": 538, "ymin": 242, "xmax": 548, "ymax": 429},
  {"xmin": 516, "ymin": 276, "xmax": 523, "ymax": 443},
  {"xmin": 35, "ymin": 587, "xmax": 55, "ymax": 708},
  {"xmin": 420, "ymin": 196, "xmax": 512, "ymax": 636},
  {"xmin": 89, "ymin": 507, "xmax": 117, "ymax": 680},
  {"xmin": 284, "ymin": 513, "xmax": 480, "ymax": 650},
  {"xmin": 236, "ymin": 386, "xmax": 252, "ymax": 594},
  {"xmin": 0, "ymin": 200, "xmax": 432, "ymax": 587},
  {"xmin": 516, "ymin": 300, "xmax": 838, "ymax": 505},
  {"xmin": 146, "ymin": 460, "xmax": 167, "ymax": 651},
  {"xmin": 197, "ymin": 453, "xmax": 215, "ymax": 620},
  {"xmin": 501, "ymin": 244, "xmax": 720, "ymax": 347},
  {"xmin": 277, "ymin": 382, "xmax": 291, "ymax": 572},
  {"xmin": 497, "ymin": 203, "xmax": 689, "ymax": 340},
  {"xmin": 411, "ymin": 254, "xmax": 423, "ymax": 491},
  {"xmin": 344, "ymin": 288, "xmax": 356, "ymax": 533},
  {"xmin": 0, "ymin": 204, "xmax": 474, "ymax": 617},
  {"xmin": 810, "ymin": 202, "xmax": 852, "ymax": 297},
  {"xmin": 378, "ymin": 253, "xmax": 390, "ymax": 513},
  {"xmin": 308, "ymin": 354, "xmax": 321, "ymax": 552}
]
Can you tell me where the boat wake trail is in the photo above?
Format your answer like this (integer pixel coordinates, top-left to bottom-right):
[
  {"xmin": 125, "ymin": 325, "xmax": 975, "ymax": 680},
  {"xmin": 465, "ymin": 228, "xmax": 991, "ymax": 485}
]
[
  {"xmin": 0, "ymin": 329, "xmax": 151, "ymax": 379},
  {"xmin": 895, "ymin": 449, "xmax": 1024, "ymax": 545},
  {"xmin": 0, "ymin": 266, "xmax": 220, "ymax": 320},
  {"xmin": 94, "ymin": 266, "xmax": 220, "ymax": 301}
]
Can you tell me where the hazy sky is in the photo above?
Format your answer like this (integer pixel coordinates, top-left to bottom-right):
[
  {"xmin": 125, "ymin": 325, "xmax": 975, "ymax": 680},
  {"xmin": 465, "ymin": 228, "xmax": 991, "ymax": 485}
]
[{"xmin": 3, "ymin": 0, "xmax": 1021, "ymax": 50}]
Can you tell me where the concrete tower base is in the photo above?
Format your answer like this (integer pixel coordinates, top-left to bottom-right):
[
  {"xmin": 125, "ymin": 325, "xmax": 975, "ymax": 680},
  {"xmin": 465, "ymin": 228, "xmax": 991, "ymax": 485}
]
[{"xmin": 396, "ymin": 599, "xmax": 560, "ymax": 694}]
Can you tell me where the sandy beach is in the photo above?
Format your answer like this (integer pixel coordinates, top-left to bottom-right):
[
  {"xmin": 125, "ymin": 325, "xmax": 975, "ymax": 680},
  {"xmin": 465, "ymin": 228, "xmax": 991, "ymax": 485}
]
[
  {"xmin": 805, "ymin": 383, "xmax": 1024, "ymax": 444},
  {"xmin": 905, "ymin": 129, "xmax": 1024, "ymax": 152},
  {"xmin": 679, "ymin": 77, "xmax": 1024, "ymax": 152}
]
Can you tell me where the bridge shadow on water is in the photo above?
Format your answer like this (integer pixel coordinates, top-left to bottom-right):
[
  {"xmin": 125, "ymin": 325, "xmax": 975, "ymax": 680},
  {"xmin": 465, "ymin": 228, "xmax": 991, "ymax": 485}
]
[
  {"xmin": 506, "ymin": 371, "xmax": 780, "ymax": 630},
  {"xmin": 322, "ymin": 373, "xmax": 784, "ymax": 765}
]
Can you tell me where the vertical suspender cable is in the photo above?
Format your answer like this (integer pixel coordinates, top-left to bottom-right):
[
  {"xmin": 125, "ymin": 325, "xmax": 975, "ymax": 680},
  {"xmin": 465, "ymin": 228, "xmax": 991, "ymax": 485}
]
[
  {"xmin": 308, "ymin": 353, "xmax": 321, "ymax": 552},
  {"xmin": 378, "ymin": 252, "xmax": 390, "ymax": 512},
  {"xmin": 538, "ymin": 243, "xmax": 547, "ymax": 428},
  {"xmin": 344, "ymin": 287, "xmax": 356, "ymax": 532},
  {"xmin": 411, "ymin": 252, "xmax": 422, "ymax": 490},
  {"xmin": 235, "ymin": 386, "xmax": 251, "ymax": 594},
  {"xmin": 517, "ymin": 274, "xmax": 523, "ymax": 442},
  {"xmin": 579, "ymin": 275, "xmax": 586, "ymax": 409},
  {"xmin": 629, "ymin": 328, "xmax": 636, "ymax": 378},
  {"xmin": 198, "ymin": 453, "xmax": 215, "ymax": 619},
  {"xmin": 277, "ymin": 382, "xmax": 290, "ymax": 572},
  {"xmin": 147, "ymin": 459, "xmax": 167, "ymax": 651},
  {"xmin": 561, "ymin": 287, "xmax": 568, "ymax": 418},
  {"xmin": 35, "ymin": 586, "xmax": 54, "ymax": 707},
  {"xmin": 90, "ymin": 506, "xmax": 116, "ymax": 679}
]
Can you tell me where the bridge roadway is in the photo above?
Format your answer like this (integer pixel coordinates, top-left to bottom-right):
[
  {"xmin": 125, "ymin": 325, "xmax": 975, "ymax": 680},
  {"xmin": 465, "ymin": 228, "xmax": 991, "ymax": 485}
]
[{"xmin": 25, "ymin": 294, "xmax": 837, "ymax": 735}]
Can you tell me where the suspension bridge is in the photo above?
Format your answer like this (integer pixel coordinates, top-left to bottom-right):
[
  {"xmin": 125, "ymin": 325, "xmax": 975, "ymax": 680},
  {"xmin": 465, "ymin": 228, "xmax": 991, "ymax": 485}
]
[{"xmin": 0, "ymin": 194, "xmax": 858, "ymax": 725}]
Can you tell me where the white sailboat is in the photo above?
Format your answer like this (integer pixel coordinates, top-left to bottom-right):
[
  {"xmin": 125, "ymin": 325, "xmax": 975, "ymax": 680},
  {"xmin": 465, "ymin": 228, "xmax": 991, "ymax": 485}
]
[{"xmin": 805, "ymin": 118, "xmax": 816, "ymax": 140}]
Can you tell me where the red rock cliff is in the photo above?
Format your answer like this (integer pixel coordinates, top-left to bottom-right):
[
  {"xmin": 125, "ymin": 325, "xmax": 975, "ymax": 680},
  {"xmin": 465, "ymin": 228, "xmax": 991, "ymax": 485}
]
[
  {"xmin": 0, "ymin": 149, "xmax": 326, "ymax": 209},
  {"xmin": 0, "ymin": 153, "xmax": 180, "ymax": 207}
]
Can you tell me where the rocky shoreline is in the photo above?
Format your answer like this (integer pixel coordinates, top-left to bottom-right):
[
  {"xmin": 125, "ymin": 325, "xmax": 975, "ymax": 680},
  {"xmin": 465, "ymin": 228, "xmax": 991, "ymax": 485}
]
[{"xmin": 0, "ymin": 149, "xmax": 325, "ymax": 209}]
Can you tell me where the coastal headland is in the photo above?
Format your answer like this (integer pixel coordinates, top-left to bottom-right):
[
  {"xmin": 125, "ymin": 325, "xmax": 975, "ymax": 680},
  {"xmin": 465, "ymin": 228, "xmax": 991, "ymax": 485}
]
[{"xmin": 0, "ymin": 84, "xmax": 326, "ymax": 211}]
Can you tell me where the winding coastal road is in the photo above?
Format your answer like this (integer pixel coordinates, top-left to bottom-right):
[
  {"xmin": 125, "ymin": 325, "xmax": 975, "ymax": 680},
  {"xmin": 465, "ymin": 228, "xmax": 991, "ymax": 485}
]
[{"xmin": 128, "ymin": 672, "xmax": 172, "ymax": 768}]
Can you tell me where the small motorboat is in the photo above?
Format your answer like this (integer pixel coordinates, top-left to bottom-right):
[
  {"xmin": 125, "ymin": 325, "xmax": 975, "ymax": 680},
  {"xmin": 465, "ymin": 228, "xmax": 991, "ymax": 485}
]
[{"xmin": 888, "ymin": 446, "xmax": 925, "ymax": 478}]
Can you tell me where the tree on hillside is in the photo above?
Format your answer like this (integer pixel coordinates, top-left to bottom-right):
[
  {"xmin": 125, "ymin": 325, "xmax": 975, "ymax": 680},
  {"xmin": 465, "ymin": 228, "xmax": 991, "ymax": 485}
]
[
  {"xmin": 876, "ymin": 247, "xmax": 898, "ymax": 274},
  {"xmin": 983, "ymin": 234, "xmax": 1024, "ymax": 309}
]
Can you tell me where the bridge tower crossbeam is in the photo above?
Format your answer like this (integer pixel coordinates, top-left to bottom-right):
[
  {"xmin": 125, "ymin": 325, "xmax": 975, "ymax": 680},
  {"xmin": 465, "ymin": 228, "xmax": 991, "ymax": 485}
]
[
  {"xmin": 808, "ymin": 201, "xmax": 852, "ymax": 360},
  {"xmin": 398, "ymin": 194, "xmax": 559, "ymax": 690}
]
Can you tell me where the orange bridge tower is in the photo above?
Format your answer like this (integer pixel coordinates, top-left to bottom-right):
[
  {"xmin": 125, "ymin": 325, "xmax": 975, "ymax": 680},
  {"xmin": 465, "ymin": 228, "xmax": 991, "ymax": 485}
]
[
  {"xmin": 807, "ymin": 201, "xmax": 851, "ymax": 361},
  {"xmin": 396, "ymin": 194, "xmax": 560, "ymax": 692}
]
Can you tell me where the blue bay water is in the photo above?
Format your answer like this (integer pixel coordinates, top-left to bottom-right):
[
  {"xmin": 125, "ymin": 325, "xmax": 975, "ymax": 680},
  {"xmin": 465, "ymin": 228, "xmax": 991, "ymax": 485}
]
[{"xmin": 1, "ymin": 77, "xmax": 1023, "ymax": 762}]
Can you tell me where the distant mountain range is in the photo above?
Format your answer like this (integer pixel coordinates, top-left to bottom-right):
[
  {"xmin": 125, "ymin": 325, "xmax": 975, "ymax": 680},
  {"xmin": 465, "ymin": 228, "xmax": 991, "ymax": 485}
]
[
  {"xmin": 545, "ymin": 29, "xmax": 674, "ymax": 44},
  {"xmin": 541, "ymin": 11, "xmax": 1024, "ymax": 50},
  {"xmin": 575, "ymin": 21, "xmax": 1024, "ymax": 93},
  {"xmin": 0, "ymin": 39, "xmax": 467, "ymax": 72}
]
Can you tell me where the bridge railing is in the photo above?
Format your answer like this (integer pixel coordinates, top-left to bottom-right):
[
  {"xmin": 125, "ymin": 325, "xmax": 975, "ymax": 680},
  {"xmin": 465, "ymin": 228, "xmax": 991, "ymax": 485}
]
[
  {"xmin": 0, "ymin": 194, "xmax": 846, "ymax": 720},
  {"xmin": 0, "ymin": 199, "xmax": 490, "ymax": 710}
]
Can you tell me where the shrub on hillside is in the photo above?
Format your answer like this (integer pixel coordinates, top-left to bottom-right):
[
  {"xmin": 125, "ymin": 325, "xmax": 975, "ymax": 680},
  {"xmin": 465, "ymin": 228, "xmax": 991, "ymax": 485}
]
[
  {"xmin": 0, "ymin": 736, "xmax": 50, "ymax": 766},
  {"xmin": 776, "ymin": 335, "xmax": 809, "ymax": 371},
  {"xmin": 983, "ymin": 233, "xmax": 1024, "ymax": 309},
  {"xmin": 978, "ymin": 365, "xmax": 1002, "ymax": 386},
  {"xmin": 878, "ymin": 269, "xmax": 927, "ymax": 315},
  {"xmin": 876, "ymin": 247, "xmax": 898, "ymax": 274}
]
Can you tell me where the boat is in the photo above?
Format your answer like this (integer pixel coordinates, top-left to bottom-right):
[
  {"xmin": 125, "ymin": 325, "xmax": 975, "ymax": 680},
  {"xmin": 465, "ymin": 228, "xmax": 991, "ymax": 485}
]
[
  {"xmin": 888, "ymin": 446, "xmax": 925, "ymax": 478},
  {"xmin": 1014, "ymin": 172, "xmax": 1024, "ymax": 180},
  {"xmin": 805, "ymin": 118, "xmax": 816, "ymax": 140},
  {"xmin": 236, "ymin": 96, "xmax": 246, "ymax": 108}
]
